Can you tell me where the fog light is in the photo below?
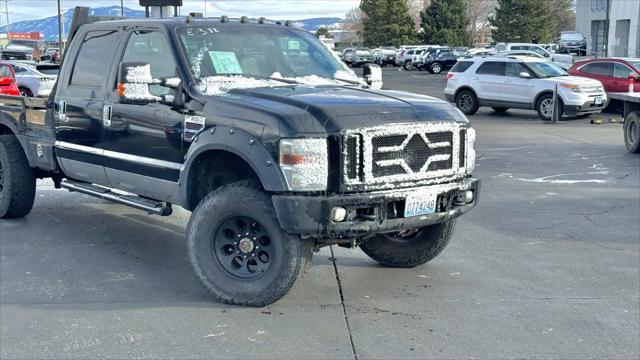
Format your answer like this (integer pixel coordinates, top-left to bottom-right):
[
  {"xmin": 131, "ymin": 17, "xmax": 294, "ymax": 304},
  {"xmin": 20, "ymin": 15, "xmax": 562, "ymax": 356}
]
[
  {"xmin": 331, "ymin": 207, "xmax": 347, "ymax": 222},
  {"xmin": 464, "ymin": 190, "xmax": 474, "ymax": 204}
]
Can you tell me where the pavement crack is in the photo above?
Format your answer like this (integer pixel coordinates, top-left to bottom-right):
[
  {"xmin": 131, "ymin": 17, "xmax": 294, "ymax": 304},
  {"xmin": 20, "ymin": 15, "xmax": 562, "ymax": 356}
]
[{"xmin": 329, "ymin": 246, "xmax": 358, "ymax": 360}]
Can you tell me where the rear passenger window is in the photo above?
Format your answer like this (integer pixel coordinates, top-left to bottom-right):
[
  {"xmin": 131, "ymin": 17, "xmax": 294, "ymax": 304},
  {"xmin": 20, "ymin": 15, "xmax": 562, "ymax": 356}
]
[
  {"xmin": 476, "ymin": 61, "xmax": 505, "ymax": 75},
  {"xmin": 70, "ymin": 30, "xmax": 120, "ymax": 87},
  {"xmin": 450, "ymin": 61, "xmax": 473, "ymax": 73},
  {"xmin": 581, "ymin": 62, "xmax": 612, "ymax": 76}
]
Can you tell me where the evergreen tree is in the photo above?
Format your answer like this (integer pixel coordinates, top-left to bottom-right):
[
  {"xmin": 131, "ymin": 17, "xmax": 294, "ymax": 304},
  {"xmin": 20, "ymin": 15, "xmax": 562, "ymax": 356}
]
[
  {"xmin": 360, "ymin": 0, "xmax": 417, "ymax": 47},
  {"xmin": 420, "ymin": 0, "xmax": 469, "ymax": 46},
  {"xmin": 315, "ymin": 27, "xmax": 333, "ymax": 39},
  {"xmin": 489, "ymin": 0, "xmax": 555, "ymax": 43}
]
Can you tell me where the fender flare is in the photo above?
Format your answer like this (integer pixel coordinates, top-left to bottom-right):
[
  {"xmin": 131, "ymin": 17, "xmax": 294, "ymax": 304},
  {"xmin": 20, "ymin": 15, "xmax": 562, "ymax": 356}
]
[{"xmin": 179, "ymin": 126, "xmax": 287, "ymax": 209}]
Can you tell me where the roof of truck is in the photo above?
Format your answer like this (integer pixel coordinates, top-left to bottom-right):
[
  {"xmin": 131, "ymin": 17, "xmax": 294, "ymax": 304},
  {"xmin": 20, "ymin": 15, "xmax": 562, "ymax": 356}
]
[{"xmin": 89, "ymin": 16, "xmax": 302, "ymax": 30}]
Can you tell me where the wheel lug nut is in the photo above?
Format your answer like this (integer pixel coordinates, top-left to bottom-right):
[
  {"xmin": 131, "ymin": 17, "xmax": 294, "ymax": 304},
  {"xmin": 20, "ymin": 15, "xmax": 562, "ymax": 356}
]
[
  {"xmin": 256, "ymin": 246, "xmax": 260, "ymax": 249},
  {"xmin": 253, "ymin": 237, "xmax": 256, "ymax": 240},
  {"xmin": 234, "ymin": 242, "xmax": 237, "ymax": 245}
]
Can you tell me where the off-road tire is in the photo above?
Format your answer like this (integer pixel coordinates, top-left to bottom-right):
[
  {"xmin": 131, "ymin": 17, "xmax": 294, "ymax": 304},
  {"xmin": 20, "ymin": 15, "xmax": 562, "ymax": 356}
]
[
  {"xmin": 0, "ymin": 135, "xmax": 36, "ymax": 219},
  {"xmin": 492, "ymin": 107, "xmax": 509, "ymax": 113},
  {"xmin": 455, "ymin": 89, "xmax": 479, "ymax": 115},
  {"xmin": 536, "ymin": 93, "xmax": 563, "ymax": 121},
  {"xmin": 186, "ymin": 182, "xmax": 313, "ymax": 306},
  {"xmin": 430, "ymin": 62, "xmax": 443, "ymax": 74},
  {"xmin": 359, "ymin": 220, "xmax": 456, "ymax": 268},
  {"xmin": 624, "ymin": 112, "xmax": 640, "ymax": 153}
]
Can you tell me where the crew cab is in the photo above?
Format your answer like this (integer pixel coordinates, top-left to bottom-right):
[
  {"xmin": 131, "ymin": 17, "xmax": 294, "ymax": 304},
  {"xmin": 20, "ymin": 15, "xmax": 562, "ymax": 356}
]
[
  {"xmin": 445, "ymin": 56, "xmax": 606, "ymax": 120},
  {"xmin": 0, "ymin": 8, "xmax": 479, "ymax": 306}
]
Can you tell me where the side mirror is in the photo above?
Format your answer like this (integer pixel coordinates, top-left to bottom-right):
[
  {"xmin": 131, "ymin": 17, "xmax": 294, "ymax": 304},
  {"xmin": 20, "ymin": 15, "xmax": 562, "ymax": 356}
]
[
  {"xmin": 117, "ymin": 62, "xmax": 182, "ymax": 104},
  {"xmin": 519, "ymin": 72, "xmax": 532, "ymax": 79},
  {"xmin": 628, "ymin": 73, "xmax": 639, "ymax": 81},
  {"xmin": 363, "ymin": 63, "xmax": 383, "ymax": 90}
]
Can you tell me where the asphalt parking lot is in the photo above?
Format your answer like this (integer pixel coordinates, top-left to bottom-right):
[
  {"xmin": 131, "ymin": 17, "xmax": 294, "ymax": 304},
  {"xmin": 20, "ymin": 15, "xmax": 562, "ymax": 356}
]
[{"xmin": 1, "ymin": 68, "xmax": 639, "ymax": 359}]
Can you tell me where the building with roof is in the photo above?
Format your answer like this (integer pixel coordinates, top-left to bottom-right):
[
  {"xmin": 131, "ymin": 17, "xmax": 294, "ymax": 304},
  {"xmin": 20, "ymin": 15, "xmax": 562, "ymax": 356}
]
[{"xmin": 576, "ymin": 0, "xmax": 640, "ymax": 56}]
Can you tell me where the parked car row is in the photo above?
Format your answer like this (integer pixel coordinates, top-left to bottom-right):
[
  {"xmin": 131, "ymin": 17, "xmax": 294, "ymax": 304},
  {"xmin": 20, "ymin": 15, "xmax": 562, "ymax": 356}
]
[{"xmin": 0, "ymin": 39, "xmax": 60, "ymax": 63}]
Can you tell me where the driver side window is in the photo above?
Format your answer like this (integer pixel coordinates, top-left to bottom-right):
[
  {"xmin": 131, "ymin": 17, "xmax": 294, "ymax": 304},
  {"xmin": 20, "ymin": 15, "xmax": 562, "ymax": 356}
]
[{"xmin": 121, "ymin": 30, "xmax": 177, "ymax": 96}]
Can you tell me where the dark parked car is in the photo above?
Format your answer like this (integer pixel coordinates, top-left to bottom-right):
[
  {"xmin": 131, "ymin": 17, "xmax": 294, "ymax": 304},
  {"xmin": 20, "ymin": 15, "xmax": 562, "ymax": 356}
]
[
  {"xmin": 557, "ymin": 31, "xmax": 587, "ymax": 56},
  {"xmin": 413, "ymin": 47, "xmax": 459, "ymax": 74}
]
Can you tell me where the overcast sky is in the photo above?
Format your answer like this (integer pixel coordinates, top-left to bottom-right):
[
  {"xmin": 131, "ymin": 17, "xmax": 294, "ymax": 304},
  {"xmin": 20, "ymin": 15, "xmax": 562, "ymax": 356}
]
[{"xmin": 1, "ymin": 0, "xmax": 359, "ymax": 24}]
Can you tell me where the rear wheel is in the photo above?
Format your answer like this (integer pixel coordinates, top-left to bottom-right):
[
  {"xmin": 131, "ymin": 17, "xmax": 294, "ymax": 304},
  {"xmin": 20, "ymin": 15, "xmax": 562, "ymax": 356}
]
[
  {"xmin": 491, "ymin": 107, "xmax": 509, "ymax": 113},
  {"xmin": 624, "ymin": 112, "xmax": 640, "ymax": 153},
  {"xmin": 455, "ymin": 89, "xmax": 479, "ymax": 115},
  {"xmin": 403, "ymin": 61, "xmax": 414, "ymax": 71},
  {"xmin": 0, "ymin": 135, "xmax": 36, "ymax": 219},
  {"xmin": 360, "ymin": 220, "xmax": 456, "ymax": 268},
  {"xmin": 19, "ymin": 87, "xmax": 33, "ymax": 97},
  {"xmin": 186, "ymin": 182, "xmax": 313, "ymax": 306}
]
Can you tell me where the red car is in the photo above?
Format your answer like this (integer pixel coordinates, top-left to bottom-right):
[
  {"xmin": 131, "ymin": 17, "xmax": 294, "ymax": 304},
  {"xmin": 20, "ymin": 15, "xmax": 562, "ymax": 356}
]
[
  {"xmin": 0, "ymin": 63, "xmax": 20, "ymax": 96},
  {"xmin": 568, "ymin": 57, "xmax": 640, "ymax": 93}
]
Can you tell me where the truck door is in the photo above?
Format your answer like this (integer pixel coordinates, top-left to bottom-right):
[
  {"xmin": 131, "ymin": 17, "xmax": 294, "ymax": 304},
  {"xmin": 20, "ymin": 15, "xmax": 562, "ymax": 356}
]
[
  {"xmin": 101, "ymin": 29, "xmax": 185, "ymax": 202},
  {"xmin": 54, "ymin": 29, "xmax": 122, "ymax": 186}
]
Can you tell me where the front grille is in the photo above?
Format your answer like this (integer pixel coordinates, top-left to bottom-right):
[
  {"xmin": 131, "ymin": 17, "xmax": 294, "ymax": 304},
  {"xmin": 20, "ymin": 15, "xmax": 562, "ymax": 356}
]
[{"xmin": 342, "ymin": 123, "xmax": 465, "ymax": 188}]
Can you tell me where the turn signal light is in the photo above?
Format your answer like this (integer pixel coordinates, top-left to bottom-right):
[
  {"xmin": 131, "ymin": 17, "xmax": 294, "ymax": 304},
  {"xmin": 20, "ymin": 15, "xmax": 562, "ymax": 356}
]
[
  {"xmin": 117, "ymin": 83, "xmax": 125, "ymax": 97},
  {"xmin": 446, "ymin": 73, "xmax": 454, "ymax": 80}
]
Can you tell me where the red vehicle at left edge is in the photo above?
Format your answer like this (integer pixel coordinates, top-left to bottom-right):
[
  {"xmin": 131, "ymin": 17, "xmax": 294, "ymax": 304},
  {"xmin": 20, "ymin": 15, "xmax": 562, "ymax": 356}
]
[{"xmin": 0, "ymin": 64, "xmax": 20, "ymax": 96}]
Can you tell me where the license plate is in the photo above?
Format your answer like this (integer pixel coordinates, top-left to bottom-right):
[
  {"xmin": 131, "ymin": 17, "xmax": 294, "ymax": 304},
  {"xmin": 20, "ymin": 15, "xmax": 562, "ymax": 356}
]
[
  {"xmin": 405, "ymin": 190, "xmax": 438, "ymax": 217},
  {"xmin": 594, "ymin": 97, "xmax": 603, "ymax": 105}
]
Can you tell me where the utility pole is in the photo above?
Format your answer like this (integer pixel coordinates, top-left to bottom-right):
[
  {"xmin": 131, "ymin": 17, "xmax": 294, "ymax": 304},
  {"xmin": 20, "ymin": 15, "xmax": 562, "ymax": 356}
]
[
  {"xmin": 57, "ymin": 0, "xmax": 64, "ymax": 53},
  {"xmin": 121, "ymin": 0, "xmax": 124, "ymax": 16},
  {"xmin": 4, "ymin": 0, "xmax": 10, "ymax": 34},
  {"xmin": 204, "ymin": 0, "xmax": 207, "ymax": 17},
  {"xmin": 604, "ymin": 0, "xmax": 611, "ymax": 56}
]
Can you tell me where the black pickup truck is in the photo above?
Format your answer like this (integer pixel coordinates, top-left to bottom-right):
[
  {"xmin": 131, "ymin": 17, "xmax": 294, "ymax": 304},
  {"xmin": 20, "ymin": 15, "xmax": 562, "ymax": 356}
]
[{"xmin": 0, "ymin": 8, "xmax": 479, "ymax": 306}]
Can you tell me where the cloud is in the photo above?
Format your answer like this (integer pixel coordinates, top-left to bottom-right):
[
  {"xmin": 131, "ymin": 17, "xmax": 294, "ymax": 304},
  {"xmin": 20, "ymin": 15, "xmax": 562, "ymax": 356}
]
[{"xmin": 2, "ymin": 0, "xmax": 358, "ymax": 23}]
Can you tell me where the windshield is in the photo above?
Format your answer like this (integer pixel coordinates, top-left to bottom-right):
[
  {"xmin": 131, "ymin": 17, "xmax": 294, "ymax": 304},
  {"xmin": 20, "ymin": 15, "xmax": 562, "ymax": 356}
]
[
  {"xmin": 177, "ymin": 26, "xmax": 359, "ymax": 95},
  {"xmin": 561, "ymin": 32, "xmax": 584, "ymax": 41},
  {"xmin": 526, "ymin": 61, "xmax": 567, "ymax": 78},
  {"xmin": 6, "ymin": 40, "xmax": 37, "ymax": 49}
]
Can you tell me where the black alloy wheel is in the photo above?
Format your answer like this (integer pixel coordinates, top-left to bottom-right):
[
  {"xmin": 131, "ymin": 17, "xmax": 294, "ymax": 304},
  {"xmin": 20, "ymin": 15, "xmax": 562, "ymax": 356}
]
[{"xmin": 212, "ymin": 216, "xmax": 273, "ymax": 279}]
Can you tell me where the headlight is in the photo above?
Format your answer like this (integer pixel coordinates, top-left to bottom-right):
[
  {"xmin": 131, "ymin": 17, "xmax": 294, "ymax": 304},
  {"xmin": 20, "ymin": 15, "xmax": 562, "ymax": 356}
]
[
  {"xmin": 466, "ymin": 128, "xmax": 476, "ymax": 174},
  {"xmin": 279, "ymin": 138, "xmax": 328, "ymax": 191},
  {"xmin": 560, "ymin": 83, "xmax": 582, "ymax": 93}
]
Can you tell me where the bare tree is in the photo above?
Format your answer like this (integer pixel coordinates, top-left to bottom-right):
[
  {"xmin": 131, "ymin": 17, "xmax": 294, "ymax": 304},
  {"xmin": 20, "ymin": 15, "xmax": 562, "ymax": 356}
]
[
  {"xmin": 406, "ymin": 0, "xmax": 430, "ymax": 30},
  {"xmin": 466, "ymin": 0, "xmax": 496, "ymax": 47},
  {"xmin": 340, "ymin": 7, "xmax": 364, "ymax": 45}
]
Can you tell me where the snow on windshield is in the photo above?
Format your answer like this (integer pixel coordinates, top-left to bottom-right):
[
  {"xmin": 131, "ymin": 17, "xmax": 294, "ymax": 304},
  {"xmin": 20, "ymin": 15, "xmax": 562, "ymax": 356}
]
[{"xmin": 196, "ymin": 71, "xmax": 362, "ymax": 96}]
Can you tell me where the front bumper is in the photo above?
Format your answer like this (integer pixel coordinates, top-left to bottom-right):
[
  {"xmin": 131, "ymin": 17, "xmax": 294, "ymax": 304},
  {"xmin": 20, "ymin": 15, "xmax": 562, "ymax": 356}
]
[
  {"xmin": 563, "ymin": 94, "xmax": 607, "ymax": 115},
  {"xmin": 272, "ymin": 177, "xmax": 480, "ymax": 237}
]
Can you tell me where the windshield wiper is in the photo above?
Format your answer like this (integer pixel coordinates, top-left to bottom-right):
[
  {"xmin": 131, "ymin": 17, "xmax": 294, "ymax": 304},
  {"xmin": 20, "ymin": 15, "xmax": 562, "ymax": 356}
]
[
  {"xmin": 333, "ymin": 77, "xmax": 362, "ymax": 85},
  {"xmin": 225, "ymin": 73, "xmax": 302, "ymax": 85}
]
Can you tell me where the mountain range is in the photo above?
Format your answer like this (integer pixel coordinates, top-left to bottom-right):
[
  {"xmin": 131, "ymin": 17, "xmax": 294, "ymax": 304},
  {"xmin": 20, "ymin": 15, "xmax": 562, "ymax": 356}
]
[{"xmin": 0, "ymin": 6, "xmax": 342, "ymax": 41}]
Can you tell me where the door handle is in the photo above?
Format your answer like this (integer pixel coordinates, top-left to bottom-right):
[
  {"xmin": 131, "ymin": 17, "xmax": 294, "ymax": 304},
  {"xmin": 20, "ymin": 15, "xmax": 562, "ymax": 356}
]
[
  {"xmin": 102, "ymin": 105, "xmax": 112, "ymax": 127},
  {"xmin": 55, "ymin": 100, "xmax": 68, "ymax": 122}
]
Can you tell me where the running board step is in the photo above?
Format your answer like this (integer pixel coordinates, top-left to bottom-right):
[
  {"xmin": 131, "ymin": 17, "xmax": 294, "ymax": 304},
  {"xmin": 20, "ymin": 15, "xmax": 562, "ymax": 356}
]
[{"xmin": 60, "ymin": 180, "xmax": 172, "ymax": 216}]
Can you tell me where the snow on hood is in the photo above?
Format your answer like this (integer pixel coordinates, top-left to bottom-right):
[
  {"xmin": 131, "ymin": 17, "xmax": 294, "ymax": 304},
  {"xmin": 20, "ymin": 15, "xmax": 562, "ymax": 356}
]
[
  {"xmin": 196, "ymin": 71, "xmax": 364, "ymax": 96},
  {"xmin": 548, "ymin": 75, "xmax": 603, "ymax": 86}
]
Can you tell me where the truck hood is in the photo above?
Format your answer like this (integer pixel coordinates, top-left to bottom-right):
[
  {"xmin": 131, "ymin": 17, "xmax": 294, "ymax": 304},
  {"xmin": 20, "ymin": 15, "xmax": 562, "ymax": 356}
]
[
  {"xmin": 547, "ymin": 75, "xmax": 603, "ymax": 87},
  {"xmin": 204, "ymin": 85, "xmax": 466, "ymax": 136}
]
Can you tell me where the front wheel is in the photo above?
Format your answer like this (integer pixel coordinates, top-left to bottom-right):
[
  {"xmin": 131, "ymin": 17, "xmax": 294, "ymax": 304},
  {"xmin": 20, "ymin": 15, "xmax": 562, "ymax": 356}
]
[
  {"xmin": 0, "ymin": 135, "xmax": 36, "ymax": 218},
  {"xmin": 624, "ymin": 112, "xmax": 640, "ymax": 153},
  {"xmin": 360, "ymin": 220, "xmax": 456, "ymax": 268},
  {"xmin": 403, "ymin": 61, "xmax": 414, "ymax": 71},
  {"xmin": 186, "ymin": 182, "xmax": 312, "ymax": 306},
  {"xmin": 536, "ymin": 94, "xmax": 563, "ymax": 121}
]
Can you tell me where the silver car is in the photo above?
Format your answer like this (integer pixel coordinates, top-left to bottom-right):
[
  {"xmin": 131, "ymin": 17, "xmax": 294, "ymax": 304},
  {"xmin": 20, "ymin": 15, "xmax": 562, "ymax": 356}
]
[{"xmin": 3, "ymin": 61, "xmax": 58, "ymax": 97}]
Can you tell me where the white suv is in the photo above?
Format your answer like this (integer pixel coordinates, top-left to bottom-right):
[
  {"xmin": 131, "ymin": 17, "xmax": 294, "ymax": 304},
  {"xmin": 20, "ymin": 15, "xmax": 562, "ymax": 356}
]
[{"xmin": 444, "ymin": 56, "xmax": 606, "ymax": 120}]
